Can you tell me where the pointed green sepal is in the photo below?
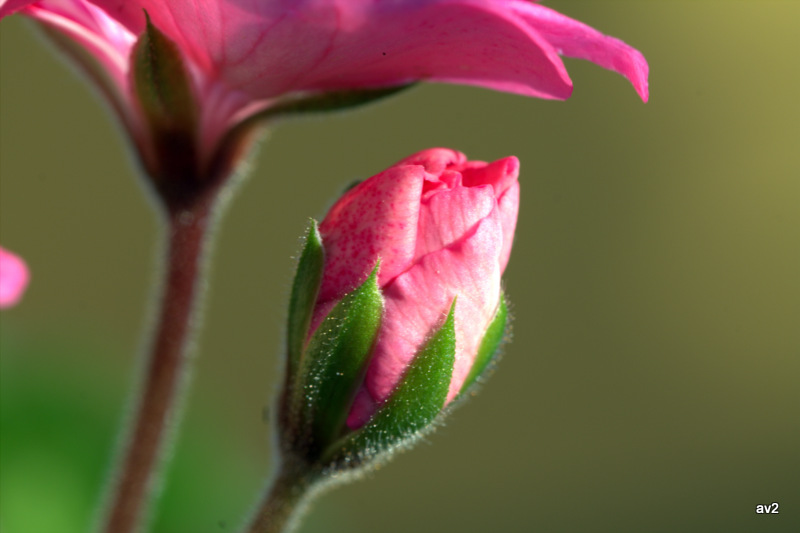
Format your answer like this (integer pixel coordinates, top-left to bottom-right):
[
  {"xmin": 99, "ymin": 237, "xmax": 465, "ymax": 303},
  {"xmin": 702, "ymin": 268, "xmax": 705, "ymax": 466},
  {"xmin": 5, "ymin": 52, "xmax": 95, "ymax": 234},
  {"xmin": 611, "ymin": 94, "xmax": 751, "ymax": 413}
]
[
  {"xmin": 130, "ymin": 11, "xmax": 201, "ymax": 192},
  {"xmin": 326, "ymin": 299, "xmax": 457, "ymax": 464},
  {"xmin": 131, "ymin": 11, "xmax": 197, "ymax": 134},
  {"xmin": 459, "ymin": 292, "xmax": 508, "ymax": 396},
  {"xmin": 297, "ymin": 264, "xmax": 384, "ymax": 456},
  {"xmin": 286, "ymin": 220, "xmax": 325, "ymax": 380}
]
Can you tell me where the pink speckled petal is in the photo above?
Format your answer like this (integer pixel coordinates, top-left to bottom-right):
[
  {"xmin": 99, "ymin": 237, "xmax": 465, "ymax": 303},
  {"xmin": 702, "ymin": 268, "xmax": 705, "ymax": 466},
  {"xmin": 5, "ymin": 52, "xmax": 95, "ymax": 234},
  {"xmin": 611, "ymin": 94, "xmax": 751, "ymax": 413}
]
[
  {"xmin": 0, "ymin": 247, "xmax": 30, "ymax": 308},
  {"xmin": 317, "ymin": 164, "xmax": 423, "ymax": 305}
]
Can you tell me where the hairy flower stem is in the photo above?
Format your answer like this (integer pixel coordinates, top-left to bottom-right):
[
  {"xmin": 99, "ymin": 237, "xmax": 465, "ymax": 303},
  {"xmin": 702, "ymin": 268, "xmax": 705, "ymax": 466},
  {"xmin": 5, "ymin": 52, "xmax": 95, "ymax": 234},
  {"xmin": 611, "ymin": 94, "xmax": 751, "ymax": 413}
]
[
  {"xmin": 246, "ymin": 461, "xmax": 317, "ymax": 533},
  {"xmin": 101, "ymin": 192, "xmax": 218, "ymax": 533}
]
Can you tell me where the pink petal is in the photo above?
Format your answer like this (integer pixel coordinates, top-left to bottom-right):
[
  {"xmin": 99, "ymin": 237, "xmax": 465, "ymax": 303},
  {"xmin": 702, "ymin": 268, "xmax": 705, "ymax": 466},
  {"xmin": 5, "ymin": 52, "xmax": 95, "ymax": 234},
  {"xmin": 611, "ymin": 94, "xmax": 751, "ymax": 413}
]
[
  {"xmin": 496, "ymin": 180, "xmax": 520, "ymax": 271},
  {"xmin": 416, "ymin": 184, "xmax": 496, "ymax": 260},
  {"xmin": 396, "ymin": 148, "xmax": 468, "ymax": 178},
  {"xmin": 62, "ymin": 0, "xmax": 146, "ymax": 34},
  {"xmin": 0, "ymin": 247, "xmax": 30, "ymax": 308},
  {"xmin": 286, "ymin": 1, "xmax": 574, "ymax": 100},
  {"xmin": 456, "ymin": 156, "xmax": 521, "ymax": 270},
  {"xmin": 85, "ymin": 1, "xmax": 336, "ymax": 88},
  {"xmin": 347, "ymin": 213, "xmax": 503, "ymax": 428},
  {"xmin": 512, "ymin": 1, "xmax": 650, "ymax": 102},
  {"xmin": 23, "ymin": 1, "xmax": 135, "ymax": 87},
  {"xmin": 317, "ymin": 164, "xmax": 424, "ymax": 306},
  {"xmin": 459, "ymin": 156, "xmax": 520, "ymax": 198}
]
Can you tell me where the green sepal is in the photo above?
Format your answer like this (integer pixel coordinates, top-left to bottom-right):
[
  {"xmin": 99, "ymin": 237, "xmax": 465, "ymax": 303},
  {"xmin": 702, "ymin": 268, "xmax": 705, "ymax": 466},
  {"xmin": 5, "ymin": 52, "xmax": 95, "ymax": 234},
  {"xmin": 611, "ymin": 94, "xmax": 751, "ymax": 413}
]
[
  {"xmin": 324, "ymin": 299, "xmax": 457, "ymax": 465},
  {"xmin": 458, "ymin": 292, "xmax": 508, "ymax": 396},
  {"xmin": 286, "ymin": 220, "xmax": 325, "ymax": 381},
  {"xmin": 296, "ymin": 264, "xmax": 384, "ymax": 456},
  {"xmin": 131, "ymin": 11, "xmax": 197, "ymax": 134},
  {"xmin": 130, "ymin": 11, "xmax": 200, "ymax": 193}
]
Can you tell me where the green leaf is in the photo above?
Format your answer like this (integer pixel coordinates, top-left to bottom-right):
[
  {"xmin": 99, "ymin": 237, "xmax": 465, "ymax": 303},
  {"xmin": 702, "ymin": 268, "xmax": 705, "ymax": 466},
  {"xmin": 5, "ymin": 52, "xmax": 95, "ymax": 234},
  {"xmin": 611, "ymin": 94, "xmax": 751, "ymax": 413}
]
[
  {"xmin": 326, "ymin": 299, "xmax": 456, "ymax": 463},
  {"xmin": 131, "ymin": 11, "xmax": 197, "ymax": 133},
  {"xmin": 459, "ymin": 293, "xmax": 508, "ymax": 396},
  {"xmin": 286, "ymin": 220, "xmax": 325, "ymax": 381},
  {"xmin": 298, "ymin": 265, "xmax": 383, "ymax": 456}
]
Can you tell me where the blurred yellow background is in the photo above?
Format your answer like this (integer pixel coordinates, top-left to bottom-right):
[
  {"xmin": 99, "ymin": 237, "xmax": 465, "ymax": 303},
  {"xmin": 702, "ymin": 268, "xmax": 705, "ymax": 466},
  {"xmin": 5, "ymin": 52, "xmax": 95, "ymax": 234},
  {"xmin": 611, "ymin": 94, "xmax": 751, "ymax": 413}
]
[{"xmin": 1, "ymin": 1, "xmax": 798, "ymax": 532}]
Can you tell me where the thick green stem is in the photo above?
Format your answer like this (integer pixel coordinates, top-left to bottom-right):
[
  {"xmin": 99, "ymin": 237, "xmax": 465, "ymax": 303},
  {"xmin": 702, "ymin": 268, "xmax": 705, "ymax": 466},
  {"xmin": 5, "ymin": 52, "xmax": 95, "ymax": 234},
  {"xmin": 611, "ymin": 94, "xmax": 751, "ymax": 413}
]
[
  {"xmin": 246, "ymin": 462, "xmax": 316, "ymax": 533},
  {"xmin": 100, "ymin": 194, "xmax": 216, "ymax": 533}
]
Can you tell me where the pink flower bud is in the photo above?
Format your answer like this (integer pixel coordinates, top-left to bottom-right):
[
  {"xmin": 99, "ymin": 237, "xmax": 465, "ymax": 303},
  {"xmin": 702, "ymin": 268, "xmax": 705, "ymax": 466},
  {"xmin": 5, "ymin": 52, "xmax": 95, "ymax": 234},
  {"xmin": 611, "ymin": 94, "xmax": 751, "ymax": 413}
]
[
  {"xmin": 0, "ymin": 246, "xmax": 30, "ymax": 308},
  {"xmin": 313, "ymin": 149, "xmax": 519, "ymax": 429}
]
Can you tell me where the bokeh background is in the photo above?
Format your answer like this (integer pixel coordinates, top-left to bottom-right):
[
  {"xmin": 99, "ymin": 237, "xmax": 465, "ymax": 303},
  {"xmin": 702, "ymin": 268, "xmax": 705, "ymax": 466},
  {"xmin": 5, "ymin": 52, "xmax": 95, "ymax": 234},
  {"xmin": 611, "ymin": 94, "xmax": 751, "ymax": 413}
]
[{"xmin": 2, "ymin": 1, "xmax": 799, "ymax": 532}]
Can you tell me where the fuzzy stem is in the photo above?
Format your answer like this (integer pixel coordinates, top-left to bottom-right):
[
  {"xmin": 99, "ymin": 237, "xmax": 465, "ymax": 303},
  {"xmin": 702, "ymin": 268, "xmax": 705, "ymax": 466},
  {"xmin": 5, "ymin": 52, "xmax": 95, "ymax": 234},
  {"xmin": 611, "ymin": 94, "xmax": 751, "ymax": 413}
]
[
  {"xmin": 100, "ymin": 195, "xmax": 216, "ymax": 533},
  {"xmin": 246, "ymin": 462, "xmax": 316, "ymax": 533}
]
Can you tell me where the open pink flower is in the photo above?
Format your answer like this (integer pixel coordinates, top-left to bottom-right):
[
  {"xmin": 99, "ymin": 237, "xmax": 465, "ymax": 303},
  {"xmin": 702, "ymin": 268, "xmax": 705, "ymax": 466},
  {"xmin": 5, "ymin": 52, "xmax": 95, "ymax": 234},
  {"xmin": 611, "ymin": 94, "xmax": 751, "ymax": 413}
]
[
  {"xmin": 1, "ymin": 1, "xmax": 648, "ymax": 178},
  {"xmin": 0, "ymin": 246, "xmax": 30, "ymax": 308},
  {"xmin": 311, "ymin": 148, "xmax": 519, "ymax": 428}
]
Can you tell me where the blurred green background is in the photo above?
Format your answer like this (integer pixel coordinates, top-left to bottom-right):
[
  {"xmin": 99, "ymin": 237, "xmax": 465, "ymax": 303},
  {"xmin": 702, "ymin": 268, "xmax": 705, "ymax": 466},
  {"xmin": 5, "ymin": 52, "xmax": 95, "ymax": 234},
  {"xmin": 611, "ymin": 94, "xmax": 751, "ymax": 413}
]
[{"xmin": 1, "ymin": 1, "xmax": 799, "ymax": 532}]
